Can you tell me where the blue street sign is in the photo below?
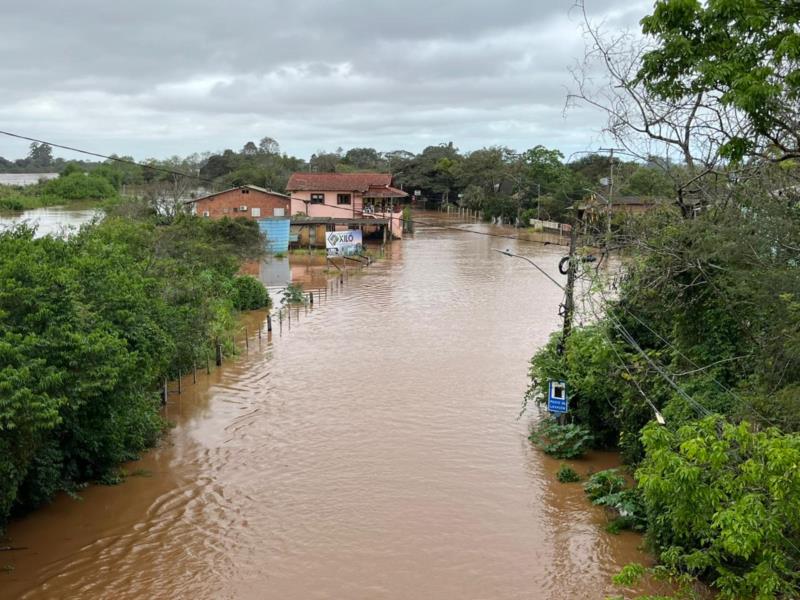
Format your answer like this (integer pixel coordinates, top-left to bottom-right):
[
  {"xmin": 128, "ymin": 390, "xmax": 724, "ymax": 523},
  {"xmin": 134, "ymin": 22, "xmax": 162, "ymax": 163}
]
[{"xmin": 548, "ymin": 380, "xmax": 568, "ymax": 414}]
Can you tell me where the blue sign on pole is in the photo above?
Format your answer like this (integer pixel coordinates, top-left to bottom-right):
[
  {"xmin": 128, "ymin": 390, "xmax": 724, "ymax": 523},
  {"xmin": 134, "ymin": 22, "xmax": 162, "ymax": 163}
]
[{"xmin": 548, "ymin": 380, "xmax": 568, "ymax": 414}]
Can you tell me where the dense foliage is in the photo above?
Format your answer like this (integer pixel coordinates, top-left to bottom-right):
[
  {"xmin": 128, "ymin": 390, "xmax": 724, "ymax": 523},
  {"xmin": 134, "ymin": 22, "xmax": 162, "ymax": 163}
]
[
  {"xmin": 527, "ymin": 185, "xmax": 800, "ymax": 596},
  {"xmin": 0, "ymin": 214, "xmax": 268, "ymax": 531},
  {"xmin": 42, "ymin": 172, "xmax": 117, "ymax": 200},
  {"xmin": 0, "ymin": 167, "xmax": 119, "ymax": 211},
  {"xmin": 231, "ymin": 275, "xmax": 271, "ymax": 311},
  {"xmin": 639, "ymin": 0, "xmax": 800, "ymax": 162},
  {"xmin": 528, "ymin": 418, "xmax": 593, "ymax": 459},
  {"xmin": 637, "ymin": 417, "xmax": 800, "ymax": 599}
]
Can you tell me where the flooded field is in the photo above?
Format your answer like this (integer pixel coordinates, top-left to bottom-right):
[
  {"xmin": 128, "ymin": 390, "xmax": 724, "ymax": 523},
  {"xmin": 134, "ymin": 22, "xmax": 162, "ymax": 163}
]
[
  {"xmin": 1, "ymin": 219, "xmax": 661, "ymax": 599},
  {"xmin": 0, "ymin": 173, "xmax": 59, "ymax": 186},
  {"xmin": 0, "ymin": 205, "xmax": 100, "ymax": 237}
]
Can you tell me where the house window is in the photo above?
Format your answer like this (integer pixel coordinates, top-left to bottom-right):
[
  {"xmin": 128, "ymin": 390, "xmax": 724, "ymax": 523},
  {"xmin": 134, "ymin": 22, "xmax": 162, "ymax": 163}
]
[
  {"xmin": 223, "ymin": 207, "xmax": 230, "ymax": 214},
  {"xmin": 251, "ymin": 207, "xmax": 261, "ymax": 217},
  {"xmin": 273, "ymin": 207, "xmax": 285, "ymax": 217},
  {"xmin": 310, "ymin": 193, "xmax": 325, "ymax": 204},
  {"xmin": 337, "ymin": 193, "xmax": 351, "ymax": 205}
]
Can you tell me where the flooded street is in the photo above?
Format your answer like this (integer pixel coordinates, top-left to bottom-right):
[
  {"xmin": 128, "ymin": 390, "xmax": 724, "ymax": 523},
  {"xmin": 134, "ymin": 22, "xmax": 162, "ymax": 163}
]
[{"xmin": 1, "ymin": 221, "xmax": 654, "ymax": 599}]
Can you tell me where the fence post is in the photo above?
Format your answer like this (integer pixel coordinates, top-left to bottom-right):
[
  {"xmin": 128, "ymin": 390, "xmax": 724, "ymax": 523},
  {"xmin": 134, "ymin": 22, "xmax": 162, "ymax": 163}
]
[
  {"xmin": 193, "ymin": 364, "xmax": 197, "ymax": 384},
  {"xmin": 267, "ymin": 314, "xmax": 273, "ymax": 332},
  {"xmin": 245, "ymin": 328, "xmax": 249, "ymax": 351},
  {"xmin": 177, "ymin": 371, "xmax": 182, "ymax": 394},
  {"xmin": 215, "ymin": 340, "xmax": 223, "ymax": 366},
  {"xmin": 309, "ymin": 291, "xmax": 314, "ymax": 305},
  {"xmin": 206, "ymin": 357, "xmax": 210, "ymax": 375},
  {"xmin": 162, "ymin": 378, "xmax": 168, "ymax": 405}
]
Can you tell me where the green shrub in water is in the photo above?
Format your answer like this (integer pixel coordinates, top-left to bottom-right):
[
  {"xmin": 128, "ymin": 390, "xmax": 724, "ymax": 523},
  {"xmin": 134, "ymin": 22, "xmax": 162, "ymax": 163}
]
[
  {"xmin": 231, "ymin": 275, "xmax": 271, "ymax": 311},
  {"xmin": 584, "ymin": 468, "xmax": 626, "ymax": 502},
  {"xmin": 556, "ymin": 464, "xmax": 581, "ymax": 483},
  {"xmin": 529, "ymin": 418, "xmax": 593, "ymax": 459}
]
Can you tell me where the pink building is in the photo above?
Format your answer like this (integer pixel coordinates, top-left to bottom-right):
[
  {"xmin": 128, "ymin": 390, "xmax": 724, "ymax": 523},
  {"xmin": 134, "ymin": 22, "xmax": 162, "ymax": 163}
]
[{"xmin": 287, "ymin": 172, "xmax": 408, "ymax": 239}]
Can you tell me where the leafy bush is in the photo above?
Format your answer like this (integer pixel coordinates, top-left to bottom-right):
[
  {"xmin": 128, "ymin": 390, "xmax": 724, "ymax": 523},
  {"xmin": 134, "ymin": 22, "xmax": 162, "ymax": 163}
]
[
  {"xmin": 282, "ymin": 282, "xmax": 307, "ymax": 305},
  {"xmin": 526, "ymin": 325, "xmax": 661, "ymax": 463},
  {"xmin": 529, "ymin": 418, "xmax": 593, "ymax": 458},
  {"xmin": 584, "ymin": 468, "xmax": 626, "ymax": 502},
  {"xmin": 637, "ymin": 416, "xmax": 800, "ymax": 599},
  {"xmin": 597, "ymin": 489, "xmax": 647, "ymax": 534},
  {"xmin": 0, "ymin": 195, "xmax": 26, "ymax": 211},
  {"xmin": 231, "ymin": 275, "xmax": 271, "ymax": 311},
  {"xmin": 584, "ymin": 469, "xmax": 646, "ymax": 534},
  {"xmin": 556, "ymin": 464, "xmax": 581, "ymax": 483},
  {"xmin": 43, "ymin": 172, "xmax": 117, "ymax": 200}
]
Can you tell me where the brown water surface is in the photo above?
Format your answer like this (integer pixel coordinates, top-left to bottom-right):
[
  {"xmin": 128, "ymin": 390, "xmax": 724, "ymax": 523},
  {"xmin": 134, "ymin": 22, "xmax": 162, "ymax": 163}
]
[{"xmin": 2, "ymin": 221, "xmax": 660, "ymax": 599}]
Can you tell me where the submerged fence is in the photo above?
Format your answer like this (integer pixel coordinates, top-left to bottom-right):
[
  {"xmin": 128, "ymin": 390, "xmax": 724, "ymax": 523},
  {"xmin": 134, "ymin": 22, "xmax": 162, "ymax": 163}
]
[{"xmin": 161, "ymin": 275, "xmax": 356, "ymax": 403}]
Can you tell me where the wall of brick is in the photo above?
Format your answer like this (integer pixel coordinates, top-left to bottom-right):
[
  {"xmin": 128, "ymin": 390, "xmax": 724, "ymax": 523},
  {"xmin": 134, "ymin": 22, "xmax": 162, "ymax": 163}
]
[{"xmin": 191, "ymin": 187, "xmax": 290, "ymax": 220}]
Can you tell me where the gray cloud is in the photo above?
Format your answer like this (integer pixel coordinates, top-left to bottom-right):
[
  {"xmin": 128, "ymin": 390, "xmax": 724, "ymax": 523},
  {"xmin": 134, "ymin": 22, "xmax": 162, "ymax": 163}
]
[{"xmin": 0, "ymin": 0, "xmax": 651, "ymax": 160}]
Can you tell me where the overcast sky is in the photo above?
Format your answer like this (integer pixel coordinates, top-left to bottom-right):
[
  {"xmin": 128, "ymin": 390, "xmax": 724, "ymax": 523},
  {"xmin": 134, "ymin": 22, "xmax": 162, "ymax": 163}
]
[{"xmin": 0, "ymin": 0, "xmax": 651, "ymax": 162}]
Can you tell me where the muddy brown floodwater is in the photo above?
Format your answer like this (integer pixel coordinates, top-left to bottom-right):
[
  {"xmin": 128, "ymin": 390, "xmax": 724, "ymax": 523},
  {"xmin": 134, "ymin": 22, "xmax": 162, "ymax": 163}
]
[{"xmin": 2, "ymin": 220, "xmax": 665, "ymax": 599}]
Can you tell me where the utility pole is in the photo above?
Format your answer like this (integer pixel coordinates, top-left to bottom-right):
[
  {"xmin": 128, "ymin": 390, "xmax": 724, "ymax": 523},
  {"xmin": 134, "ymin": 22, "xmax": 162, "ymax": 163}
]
[
  {"xmin": 559, "ymin": 224, "xmax": 578, "ymax": 355},
  {"xmin": 598, "ymin": 147, "xmax": 623, "ymax": 248}
]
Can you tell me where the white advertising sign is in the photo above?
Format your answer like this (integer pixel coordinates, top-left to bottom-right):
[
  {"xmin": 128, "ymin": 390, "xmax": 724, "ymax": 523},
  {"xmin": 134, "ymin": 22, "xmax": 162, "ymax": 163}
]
[{"xmin": 326, "ymin": 229, "xmax": 363, "ymax": 257}]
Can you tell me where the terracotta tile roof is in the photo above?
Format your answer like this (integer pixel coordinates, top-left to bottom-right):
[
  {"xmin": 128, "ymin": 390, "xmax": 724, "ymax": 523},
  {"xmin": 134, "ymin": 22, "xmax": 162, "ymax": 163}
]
[{"xmin": 286, "ymin": 172, "xmax": 393, "ymax": 192}]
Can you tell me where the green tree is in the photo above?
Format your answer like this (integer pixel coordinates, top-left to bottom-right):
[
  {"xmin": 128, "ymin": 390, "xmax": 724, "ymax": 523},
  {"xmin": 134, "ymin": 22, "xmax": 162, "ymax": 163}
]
[
  {"xmin": 258, "ymin": 136, "xmax": 280, "ymax": 155},
  {"xmin": 639, "ymin": 1, "xmax": 800, "ymax": 162},
  {"xmin": 394, "ymin": 143, "xmax": 462, "ymax": 203},
  {"xmin": 619, "ymin": 165, "xmax": 675, "ymax": 197},
  {"xmin": 342, "ymin": 147, "xmax": 384, "ymax": 171},
  {"xmin": 27, "ymin": 142, "xmax": 53, "ymax": 167}
]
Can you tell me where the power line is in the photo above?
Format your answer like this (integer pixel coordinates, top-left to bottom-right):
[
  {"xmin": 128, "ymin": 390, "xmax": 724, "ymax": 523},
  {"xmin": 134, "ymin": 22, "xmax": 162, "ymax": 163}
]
[
  {"xmin": 492, "ymin": 248, "xmax": 566, "ymax": 291},
  {"xmin": 0, "ymin": 129, "xmax": 213, "ymax": 187},
  {"xmin": 0, "ymin": 129, "xmax": 580, "ymax": 247},
  {"xmin": 576, "ymin": 265, "xmax": 788, "ymax": 429}
]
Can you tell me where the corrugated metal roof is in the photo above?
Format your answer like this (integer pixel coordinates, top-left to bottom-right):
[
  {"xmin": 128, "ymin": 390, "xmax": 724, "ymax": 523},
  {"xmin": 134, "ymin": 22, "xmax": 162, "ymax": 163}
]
[{"xmin": 363, "ymin": 185, "xmax": 408, "ymax": 198}]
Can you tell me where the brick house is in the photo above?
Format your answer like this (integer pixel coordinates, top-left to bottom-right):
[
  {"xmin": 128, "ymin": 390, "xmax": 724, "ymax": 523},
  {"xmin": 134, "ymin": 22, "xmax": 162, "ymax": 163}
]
[{"xmin": 185, "ymin": 185, "xmax": 291, "ymax": 220}]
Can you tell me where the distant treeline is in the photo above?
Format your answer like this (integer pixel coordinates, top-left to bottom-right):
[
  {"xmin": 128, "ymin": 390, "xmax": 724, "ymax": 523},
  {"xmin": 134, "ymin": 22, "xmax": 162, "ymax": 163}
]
[{"xmin": 1, "ymin": 138, "xmax": 679, "ymax": 223}]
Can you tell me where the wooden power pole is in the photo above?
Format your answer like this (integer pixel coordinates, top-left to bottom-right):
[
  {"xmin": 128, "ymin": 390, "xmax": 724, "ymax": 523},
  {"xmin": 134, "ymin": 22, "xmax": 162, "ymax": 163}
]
[{"xmin": 559, "ymin": 224, "xmax": 578, "ymax": 355}]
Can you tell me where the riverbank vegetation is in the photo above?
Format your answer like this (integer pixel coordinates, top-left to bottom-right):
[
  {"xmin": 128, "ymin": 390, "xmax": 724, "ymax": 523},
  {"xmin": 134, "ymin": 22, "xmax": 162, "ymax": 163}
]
[
  {"xmin": 0, "ymin": 163, "xmax": 119, "ymax": 211},
  {"xmin": 526, "ymin": 2, "xmax": 800, "ymax": 598},
  {"xmin": 0, "ymin": 210, "xmax": 270, "ymax": 531}
]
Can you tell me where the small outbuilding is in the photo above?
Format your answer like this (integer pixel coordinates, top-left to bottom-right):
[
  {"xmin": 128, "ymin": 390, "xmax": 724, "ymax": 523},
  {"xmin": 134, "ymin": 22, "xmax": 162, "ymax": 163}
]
[{"xmin": 185, "ymin": 185, "xmax": 291, "ymax": 220}]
